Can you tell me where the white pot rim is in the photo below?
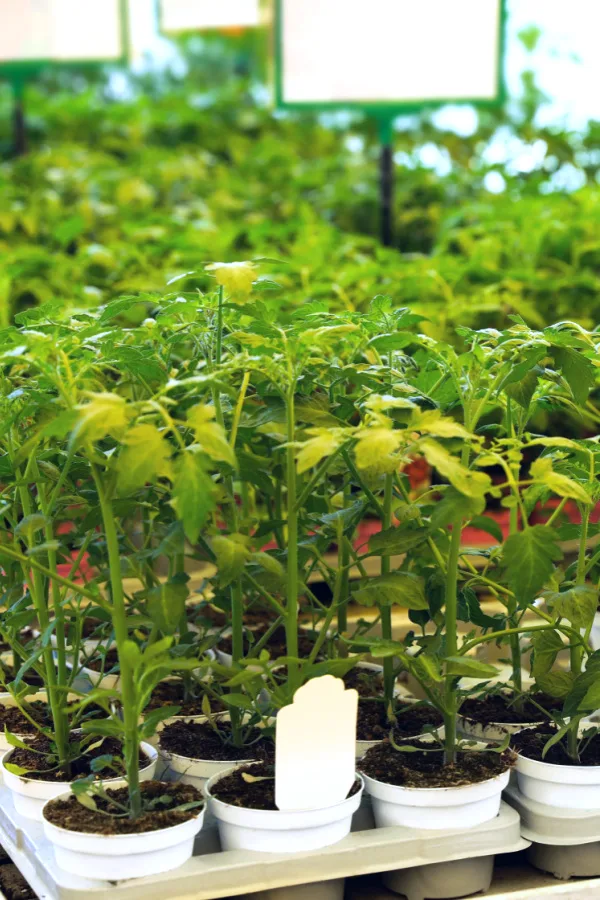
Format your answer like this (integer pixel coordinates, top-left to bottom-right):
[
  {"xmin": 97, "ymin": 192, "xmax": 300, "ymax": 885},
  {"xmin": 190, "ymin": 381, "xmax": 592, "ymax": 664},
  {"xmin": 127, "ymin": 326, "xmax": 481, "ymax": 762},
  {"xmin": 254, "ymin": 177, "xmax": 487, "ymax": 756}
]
[
  {"xmin": 459, "ymin": 714, "xmax": 547, "ymax": 729},
  {"xmin": 361, "ymin": 766, "xmax": 510, "ymax": 798},
  {"xmin": 42, "ymin": 791, "xmax": 204, "ymax": 839},
  {"xmin": 1, "ymin": 741, "xmax": 157, "ymax": 786},
  {"xmin": 162, "ymin": 747, "xmax": 255, "ymax": 766},
  {"xmin": 516, "ymin": 750, "xmax": 600, "ymax": 777},
  {"xmin": 206, "ymin": 765, "xmax": 364, "ymax": 816}
]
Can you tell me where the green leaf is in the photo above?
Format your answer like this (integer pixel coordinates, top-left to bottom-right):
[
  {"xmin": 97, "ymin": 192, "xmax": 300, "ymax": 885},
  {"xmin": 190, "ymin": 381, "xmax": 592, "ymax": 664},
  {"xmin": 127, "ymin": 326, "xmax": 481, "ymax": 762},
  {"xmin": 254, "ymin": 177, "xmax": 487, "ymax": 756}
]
[
  {"xmin": 4, "ymin": 728, "xmax": 32, "ymax": 750},
  {"xmin": 367, "ymin": 525, "xmax": 429, "ymax": 556},
  {"xmin": 445, "ymin": 657, "xmax": 499, "ymax": 679},
  {"xmin": 553, "ymin": 346, "xmax": 595, "ymax": 406},
  {"xmin": 531, "ymin": 630, "xmax": 564, "ymax": 678},
  {"xmin": 171, "ymin": 451, "xmax": 216, "ymax": 543},
  {"xmin": 501, "ymin": 526, "xmax": 563, "ymax": 603},
  {"xmin": 75, "ymin": 792, "xmax": 98, "ymax": 812},
  {"xmin": 468, "ymin": 515, "xmax": 504, "ymax": 543},
  {"xmin": 71, "ymin": 393, "xmax": 129, "ymax": 446},
  {"xmin": 430, "ymin": 487, "xmax": 485, "ymax": 530},
  {"xmin": 536, "ymin": 670, "xmax": 575, "ymax": 699},
  {"xmin": 117, "ymin": 424, "xmax": 172, "ymax": 495},
  {"xmin": 147, "ymin": 581, "xmax": 189, "ymax": 635},
  {"xmin": 187, "ymin": 405, "xmax": 236, "ymax": 466},
  {"xmin": 211, "ymin": 534, "xmax": 250, "ymax": 587},
  {"xmin": 546, "ymin": 585, "xmax": 598, "ymax": 629},
  {"xmin": 4, "ymin": 763, "xmax": 31, "ymax": 776},
  {"xmin": 15, "ymin": 514, "xmax": 49, "ymax": 540},
  {"xmin": 530, "ymin": 457, "xmax": 592, "ymax": 505},
  {"xmin": 222, "ymin": 693, "xmax": 254, "ymax": 711},
  {"xmin": 541, "ymin": 720, "xmax": 577, "ymax": 759},
  {"xmin": 352, "ymin": 573, "xmax": 427, "ymax": 610},
  {"xmin": 580, "ymin": 678, "xmax": 600, "ymax": 712},
  {"xmin": 120, "ymin": 640, "xmax": 140, "ymax": 670},
  {"xmin": 420, "ymin": 439, "xmax": 491, "ymax": 499},
  {"xmin": 80, "ymin": 719, "xmax": 124, "ymax": 737},
  {"xmin": 504, "ymin": 368, "xmax": 540, "ymax": 409}
]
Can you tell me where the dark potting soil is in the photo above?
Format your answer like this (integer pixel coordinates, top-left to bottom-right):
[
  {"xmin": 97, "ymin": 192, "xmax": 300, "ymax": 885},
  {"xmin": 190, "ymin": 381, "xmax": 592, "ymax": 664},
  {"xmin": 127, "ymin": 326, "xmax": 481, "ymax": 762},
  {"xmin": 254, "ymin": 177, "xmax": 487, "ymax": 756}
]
[
  {"xmin": 0, "ymin": 702, "xmax": 48, "ymax": 735},
  {"xmin": 0, "ymin": 662, "xmax": 44, "ymax": 688},
  {"xmin": 512, "ymin": 725, "xmax": 600, "ymax": 766},
  {"xmin": 0, "ymin": 864, "xmax": 37, "ymax": 900},
  {"xmin": 146, "ymin": 680, "xmax": 225, "ymax": 715},
  {"xmin": 211, "ymin": 762, "xmax": 361, "ymax": 810},
  {"xmin": 159, "ymin": 719, "xmax": 274, "ymax": 762},
  {"xmin": 84, "ymin": 647, "xmax": 120, "ymax": 673},
  {"xmin": 357, "ymin": 699, "xmax": 443, "ymax": 742},
  {"xmin": 7, "ymin": 735, "xmax": 147, "ymax": 783},
  {"xmin": 359, "ymin": 740, "xmax": 515, "ymax": 789},
  {"xmin": 459, "ymin": 692, "xmax": 561, "ymax": 725},
  {"xmin": 44, "ymin": 781, "xmax": 203, "ymax": 835},
  {"xmin": 218, "ymin": 624, "xmax": 318, "ymax": 659},
  {"xmin": 343, "ymin": 668, "xmax": 384, "ymax": 698}
]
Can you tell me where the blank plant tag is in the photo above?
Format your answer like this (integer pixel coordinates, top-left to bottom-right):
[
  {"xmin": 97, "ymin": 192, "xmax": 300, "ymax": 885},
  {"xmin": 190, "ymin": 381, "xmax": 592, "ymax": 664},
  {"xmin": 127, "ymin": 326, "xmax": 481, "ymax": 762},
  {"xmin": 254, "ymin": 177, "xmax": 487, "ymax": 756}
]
[{"xmin": 275, "ymin": 675, "xmax": 358, "ymax": 811}]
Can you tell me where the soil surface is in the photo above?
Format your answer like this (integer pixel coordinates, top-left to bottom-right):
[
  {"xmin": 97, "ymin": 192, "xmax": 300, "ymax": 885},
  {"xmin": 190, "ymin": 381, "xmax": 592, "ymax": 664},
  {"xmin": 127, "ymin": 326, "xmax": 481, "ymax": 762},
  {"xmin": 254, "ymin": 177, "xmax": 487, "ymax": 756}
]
[
  {"xmin": 359, "ymin": 740, "xmax": 515, "ymax": 788},
  {"xmin": 0, "ymin": 702, "xmax": 48, "ymax": 735},
  {"xmin": 0, "ymin": 864, "xmax": 37, "ymax": 900},
  {"xmin": 84, "ymin": 647, "xmax": 120, "ymax": 673},
  {"xmin": 218, "ymin": 624, "xmax": 319, "ymax": 659},
  {"xmin": 512, "ymin": 724, "xmax": 600, "ymax": 766},
  {"xmin": 0, "ymin": 662, "xmax": 44, "ymax": 687},
  {"xmin": 160, "ymin": 719, "xmax": 274, "ymax": 762},
  {"xmin": 6, "ymin": 735, "xmax": 147, "ymax": 783},
  {"xmin": 357, "ymin": 700, "xmax": 443, "ymax": 742},
  {"xmin": 211, "ymin": 762, "xmax": 361, "ymax": 810},
  {"xmin": 146, "ymin": 680, "xmax": 225, "ymax": 714},
  {"xmin": 459, "ymin": 692, "xmax": 561, "ymax": 725},
  {"xmin": 344, "ymin": 668, "xmax": 384, "ymax": 698},
  {"xmin": 44, "ymin": 781, "xmax": 203, "ymax": 835}
]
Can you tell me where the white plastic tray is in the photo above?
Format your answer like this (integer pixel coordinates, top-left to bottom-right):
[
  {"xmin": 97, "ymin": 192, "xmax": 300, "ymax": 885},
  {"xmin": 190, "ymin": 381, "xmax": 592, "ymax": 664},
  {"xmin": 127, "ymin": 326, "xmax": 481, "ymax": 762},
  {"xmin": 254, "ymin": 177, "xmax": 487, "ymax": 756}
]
[{"xmin": 0, "ymin": 787, "xmax": 527, "ymax": 900}]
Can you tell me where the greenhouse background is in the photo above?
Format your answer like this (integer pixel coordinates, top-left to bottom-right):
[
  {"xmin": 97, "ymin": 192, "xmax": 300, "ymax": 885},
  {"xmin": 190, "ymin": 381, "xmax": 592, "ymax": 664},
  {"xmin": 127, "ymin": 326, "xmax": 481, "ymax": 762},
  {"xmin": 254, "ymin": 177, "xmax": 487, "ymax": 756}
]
[{"xmin": 1, "ymin": 2, "xmax": 600, "ymax": 900}]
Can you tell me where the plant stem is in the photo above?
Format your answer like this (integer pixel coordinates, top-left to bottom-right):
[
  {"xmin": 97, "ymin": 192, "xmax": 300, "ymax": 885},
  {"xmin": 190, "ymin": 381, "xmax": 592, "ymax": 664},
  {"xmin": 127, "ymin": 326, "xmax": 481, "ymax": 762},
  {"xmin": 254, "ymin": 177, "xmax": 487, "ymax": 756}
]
[
  {"xmin": 285, "ymin": 382, "xmax": 300, "ymax": 694},
  {"xmin": 381, "ymin": 474, "xmax": 394, "ymax": 709},
  {"xmin": 336, "ymin": 483, "xmax": 351, "ymax": 656},
  {"xmin": 443, "ymin": 515, "xmax": 461, "ymax": 765},
  {"xmin": 506, "ymin": 403, "xmax": 522, "ymax": 699},
  {"xmin": 92, "ymin": 467, "xmax": 141, "ymax": 820}
]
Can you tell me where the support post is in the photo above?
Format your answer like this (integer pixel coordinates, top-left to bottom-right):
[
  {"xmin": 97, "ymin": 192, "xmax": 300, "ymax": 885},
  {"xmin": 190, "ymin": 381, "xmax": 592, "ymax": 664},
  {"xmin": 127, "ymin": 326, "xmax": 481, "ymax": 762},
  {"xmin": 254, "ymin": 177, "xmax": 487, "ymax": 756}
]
[
  {"xmin": 12, "ymin": 79, "xmax": 27, "ymax": 157},
  {"xmin": 377, "ymin": 116, "xmax": 394, "ymax": 247}
]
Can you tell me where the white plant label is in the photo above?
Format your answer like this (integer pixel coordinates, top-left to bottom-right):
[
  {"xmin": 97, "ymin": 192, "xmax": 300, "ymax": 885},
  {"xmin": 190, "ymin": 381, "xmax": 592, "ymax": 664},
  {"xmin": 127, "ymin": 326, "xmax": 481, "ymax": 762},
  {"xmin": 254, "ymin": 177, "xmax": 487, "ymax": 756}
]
[
  {"xmin": 278, "ymin": 0, "xmax": 502, "ymax": 105},
  {"xmin": 160, "ymin": 0, "xmax": 260, "ymax": 33},
  {"xmin": 0, "ymin": 0, "xmax": 124, "ymax": 63},
  {"xmin": 275, "ymin": 675, "xmax": 358, "ymax": 811}
]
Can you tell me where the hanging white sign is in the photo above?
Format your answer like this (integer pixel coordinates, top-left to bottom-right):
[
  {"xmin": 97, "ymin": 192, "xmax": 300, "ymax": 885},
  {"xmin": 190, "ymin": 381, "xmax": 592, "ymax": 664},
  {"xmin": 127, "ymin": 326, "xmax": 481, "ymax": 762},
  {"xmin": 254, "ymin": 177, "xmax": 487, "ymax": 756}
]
[
  {"xmin": 0, "ymin": 0, "xmax": 125, "ymax": 65},
  {"xmin": 160, "ymin": 0, "xmax": 260, "ymax": 33},
  {"xmin": 276, "ymin": 0, "xmax": 504, "ymax": 110}
]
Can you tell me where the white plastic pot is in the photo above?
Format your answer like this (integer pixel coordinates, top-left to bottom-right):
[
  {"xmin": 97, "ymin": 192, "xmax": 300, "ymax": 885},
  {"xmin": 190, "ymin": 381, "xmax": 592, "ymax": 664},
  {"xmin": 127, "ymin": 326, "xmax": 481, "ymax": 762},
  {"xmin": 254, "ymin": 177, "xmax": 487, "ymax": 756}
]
[
  {"xmin": 43, "ymin": 792, "xmax": 204, "ymax": 879},
  {"xmin": 458, "ymin": 717, "xmax": 544, "ymax": 742},
  {"xmin": 1, "ymin": 741, "xmax": 158, "ymax": 821},
  {"xmin": 206, "ymin": 766, "xmax": 364, "ymax": 853},
  {"xmin": 362, "ymin": 768, "xmax": 510, "ymax": 830},
  {"xmin": 516, "ymin": 753, "xmax": 600, "ymax": 809},
  {"xmin": 66, "ymin": 655, "xmax": 120, "ymax": 690}
]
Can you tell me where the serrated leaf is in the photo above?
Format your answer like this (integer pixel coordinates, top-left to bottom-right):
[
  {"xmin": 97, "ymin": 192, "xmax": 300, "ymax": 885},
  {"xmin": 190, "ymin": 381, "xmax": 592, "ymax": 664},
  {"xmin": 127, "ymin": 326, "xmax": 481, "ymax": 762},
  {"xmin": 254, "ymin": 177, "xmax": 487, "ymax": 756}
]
[
  {"xmin": 296, "ymin": 428, "xmax": 344, "ymax": 474},
  {"xmin": 187, "ymin": 405, "xmax": 235, "ymax": 466},
  {"xmin": 553, "ymin": 346, "xmax": 595, "ymax": 406},
  {"xmin": 546, "ymin": 585, "xmax": 598, "ymax": 629},
  {"xmin": 71, "ymin": 393, "xmax": 129, "ymax": 446},
  {"xmin": 117, "ymin": 424, "xmax": 172, "ymax": 495},
  {"xmin": 536, "ymin": 670, "xmax": 575, "ymax": 700},
  {"xmin": 211, "ymin": 534, "xmax": 250, "ymax": 587},
  {"xmin": 171, "ymin": 451, "xmax": 216, "ymax": 543},
  {"xmin": 148, "ymin": 581, "xmax": 189, "ymax": 635},
  {"xmin": 430, "ymin": 487, "xmax": 485, "ymax": 530},
  {"xmin": 530, "ymin": 457, "xmax": 592, "ymax": 505},
  {"xmin": 531, "ymin": 629, "xmax": 564, "ymax": 677},
  {"xmin": 445, "ymin": 657, "xmax": 499, "ymax": 679},
  {"xmin": 367, "ymin": 525, "xmax": 428, "ymax": 556},
  {"xmin": 502, "ymin": 526, "xmax": 563, "ymax": 603},
  {"xmin": 352, "ymin": 573, "xmax": 427, "ymax": 610},
  {"xmin": 468, "ymin": 515, "xmax": 504, "ymax": 543},
  {"xmin": 420, "ymin": 439, "xmax": 491, "ymax": 499}
]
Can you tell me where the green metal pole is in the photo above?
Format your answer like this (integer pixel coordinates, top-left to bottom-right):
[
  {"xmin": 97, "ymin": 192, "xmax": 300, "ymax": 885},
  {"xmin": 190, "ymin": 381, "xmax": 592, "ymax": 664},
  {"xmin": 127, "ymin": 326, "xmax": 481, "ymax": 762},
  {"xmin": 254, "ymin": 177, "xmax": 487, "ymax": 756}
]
[{"xmin": 377, "ymin": 116, "xmax": 394, "ymax": 247}]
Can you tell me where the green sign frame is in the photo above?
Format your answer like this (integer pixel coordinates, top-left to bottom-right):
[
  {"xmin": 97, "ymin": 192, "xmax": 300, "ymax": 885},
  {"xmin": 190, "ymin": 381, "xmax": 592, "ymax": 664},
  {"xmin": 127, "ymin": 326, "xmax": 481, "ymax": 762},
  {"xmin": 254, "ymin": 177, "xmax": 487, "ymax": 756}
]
[
  {"xmin": 0, "ymin": 0, "xmax": 129, "ymax": 81},
  {"xmin": 274, "ymin": 0, "xmax": 507, "ymax": 115}
]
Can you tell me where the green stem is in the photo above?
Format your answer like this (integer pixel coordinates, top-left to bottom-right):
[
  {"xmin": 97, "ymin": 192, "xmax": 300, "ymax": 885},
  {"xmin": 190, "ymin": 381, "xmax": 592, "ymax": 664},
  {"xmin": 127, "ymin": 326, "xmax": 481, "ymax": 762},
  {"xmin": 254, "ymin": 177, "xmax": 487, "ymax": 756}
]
[
  {"xmin": 443, "ymin": 515, "xmax": 462, "ymax": 765},
  {"xmin": 92, "ymin": 466, "xmax": 141, "ymax": 820},
  {"xmin": 336, "ymin": 483, "xmax": 351, "ymax": 656},
  {"xmin": 381, "ymin": 474, "xmax": 394, "ymax": 710},
  {"xmin": 285, "ymin": 382, "xmax": 300, "ymax": 694}
]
